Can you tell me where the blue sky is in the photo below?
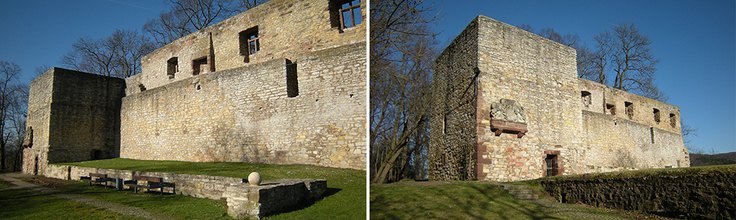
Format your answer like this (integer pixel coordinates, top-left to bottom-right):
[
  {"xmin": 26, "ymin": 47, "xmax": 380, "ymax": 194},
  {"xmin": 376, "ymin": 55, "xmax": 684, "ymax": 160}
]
[
  {"xmin": 426, "ymin": 0, "xmax": 735, "ymax": 154},
  {"xmin": 0, "ymin": 0, "xmax": 168, "ymax": 82},
  {"xmin": 0, "ymin": 0, "xmax": 733, "ymax": 154}
]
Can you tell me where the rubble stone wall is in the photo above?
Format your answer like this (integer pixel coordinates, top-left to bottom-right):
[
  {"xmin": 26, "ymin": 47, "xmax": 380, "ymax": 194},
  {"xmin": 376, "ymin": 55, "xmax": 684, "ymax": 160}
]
[
  {"xmin": 135, "ymin": 0, "xmax": 366, "ymax": 93},
  {"xmin": 22, "ymin": 68, "xmax": 126, "ymax": 175},
  {"xmin": 431, "ymin": 15, "xmax": 689, "ymax": 182},
  {"xmin": 121, "ymin": 43, "xmax": 366, "ymax": 170}
]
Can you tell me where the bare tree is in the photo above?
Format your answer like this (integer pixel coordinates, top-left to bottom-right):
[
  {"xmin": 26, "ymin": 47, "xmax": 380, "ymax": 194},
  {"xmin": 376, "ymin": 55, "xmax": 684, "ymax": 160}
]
[
  {"xmin": 0, "ymin": 61, "xmax": 22, "ymax": 172},
  {"xmin": 33, "ymin": 65, "xmax": 53, "ymax": 78},
  {"xmin": 371, "ymin": 0, "xmax": 441, "ymax": 184},
  {"xmin": 61, "ymin": 29, "xmax": 155, "ymax": 78},
  {"xmin": 6, "ymin": 84, "xmax": 27, "ymax": 172},
  {"xmin": 143, "ymin": 0, "xmax": 265, "ymax": 46},
  {"xmin": 681, "ymin": 118, "xmax": 698, "ymax": 153}
]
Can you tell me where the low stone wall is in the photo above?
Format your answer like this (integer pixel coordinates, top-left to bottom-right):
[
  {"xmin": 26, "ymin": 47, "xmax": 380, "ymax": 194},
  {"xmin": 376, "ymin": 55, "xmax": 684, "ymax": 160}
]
[
  {"xmin": 542, "ymin": 165, "xmax": 736, "ymax": 220},
  {"xmin": 224, "ymin": 179, "xmax": 327, "ymax": 218},
  {"xmin": 46, "ymin": 164, "xmax": 327, "ymax": 219}
]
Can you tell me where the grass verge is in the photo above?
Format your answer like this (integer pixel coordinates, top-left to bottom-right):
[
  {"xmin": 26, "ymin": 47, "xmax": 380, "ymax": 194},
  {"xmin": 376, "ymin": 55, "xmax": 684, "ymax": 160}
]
[
  {"xmin": 0, "ymin": 187, "xmax": 142, "ymax": 220},
  {"xmin": 59, "ymin": 158, "xmax": 365, "ymax": 219}
]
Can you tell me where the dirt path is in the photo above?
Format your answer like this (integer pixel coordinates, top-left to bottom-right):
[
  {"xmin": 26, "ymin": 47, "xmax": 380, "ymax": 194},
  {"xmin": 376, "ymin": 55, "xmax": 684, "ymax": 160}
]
[{"xmin": 0, "ymin": 173, "xmax": 178, "ymax": 220}]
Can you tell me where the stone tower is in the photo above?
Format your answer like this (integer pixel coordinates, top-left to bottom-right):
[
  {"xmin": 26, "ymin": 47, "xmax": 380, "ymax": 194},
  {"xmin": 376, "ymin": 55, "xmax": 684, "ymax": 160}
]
[{"xmin": 429, "ymin": 15, "xmax": 688, "ymax": 182}]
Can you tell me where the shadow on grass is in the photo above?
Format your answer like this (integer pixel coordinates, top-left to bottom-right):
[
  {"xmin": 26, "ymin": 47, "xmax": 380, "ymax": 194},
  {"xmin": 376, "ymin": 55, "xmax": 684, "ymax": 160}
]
[
  {"xmin": 262, "ymin": 187, "xmax": 342, "ymax": 218},
  {"xmin": 372, "ymin": 182, "xmax": 567, "ymax": 220}
]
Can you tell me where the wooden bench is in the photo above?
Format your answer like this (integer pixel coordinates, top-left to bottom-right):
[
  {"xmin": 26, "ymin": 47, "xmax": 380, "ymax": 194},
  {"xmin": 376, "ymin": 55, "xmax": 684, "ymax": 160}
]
[
  {"xmin": 80, "ymin": 173, "xmax": 110, "ymax": 188},
  {"xmin": 124, "ymin": 176, "xmax": 175, "ymax": 196}
]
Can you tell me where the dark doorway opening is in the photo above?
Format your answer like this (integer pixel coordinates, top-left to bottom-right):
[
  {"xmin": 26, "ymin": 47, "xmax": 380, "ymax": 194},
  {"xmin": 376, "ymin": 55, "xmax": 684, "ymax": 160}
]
[
  {"xmin": 91, "ymin": 150, "xmax": 102, "ymax": 160},
  {"xmin": 545, "ymin": 154, "xmax": 558, "ymax": 176},
  {"xmin": 33, "ymin": 156, "xmax": 38, "ymax": 175}
]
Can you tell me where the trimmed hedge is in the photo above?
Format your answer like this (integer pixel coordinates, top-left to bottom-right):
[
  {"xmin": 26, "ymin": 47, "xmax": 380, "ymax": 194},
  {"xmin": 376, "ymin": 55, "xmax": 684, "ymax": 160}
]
[{"xmin": 542, "ymin": 165, "xmax": 736, "ymax": 220}]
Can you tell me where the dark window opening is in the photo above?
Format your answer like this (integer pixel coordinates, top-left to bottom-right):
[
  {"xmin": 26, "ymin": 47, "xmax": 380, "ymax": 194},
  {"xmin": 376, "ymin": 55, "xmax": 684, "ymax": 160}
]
[
  {"xmin": 606, "ymin": 103, "xmax": 616, "ymax": 115},
  {"xmin": 192, "ymin": 57, "xmax": 207, "ymax": 75},
  {"xmin": 138, "ymin": 84, "xmax": 146, "ymax": 92},
  {"xmin": 625, "ymin": 102, "xmax": 634, "ymax": 119},
  {"xmin": 581, "ymin": 91, "xmax": 591, "ymax": 107},
  {"xmin": 286, "ymin": 59, "xmax": 299, "ymax": 97},
  {"xmin": 670, "ymin": 113, "xmax": 677, "ymax": 128},
  {"xmin": 329, "ymin": 0, "xmax": 361, "ymax": 31},
  {"xmin": 167, "ymin": 57, "xmax": 178, "ymax": 79},
  {"xmin": 239, "ymin": 27, "xmax": 260, "ymax": 59},
  {"xmin": 650, "ymin": 127, "xmax": 655, "ymax": 144},
  {"xmin": 653, "ymin": 108, "xmax": 661, "ymax": 123},
  {"xmin": 91, "ymin": 149, "xmax": 102, "ymax": 160}
]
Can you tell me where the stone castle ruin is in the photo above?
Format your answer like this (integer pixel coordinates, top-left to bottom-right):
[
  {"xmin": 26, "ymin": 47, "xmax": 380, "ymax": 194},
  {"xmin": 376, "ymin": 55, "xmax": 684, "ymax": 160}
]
[
  {"xmin": 22, "ymin": 0, "xmax": 367, "ymax": 176},
  {"xmin": 429, "ymin": 16, "xmax": 689, "ymax": 182}
]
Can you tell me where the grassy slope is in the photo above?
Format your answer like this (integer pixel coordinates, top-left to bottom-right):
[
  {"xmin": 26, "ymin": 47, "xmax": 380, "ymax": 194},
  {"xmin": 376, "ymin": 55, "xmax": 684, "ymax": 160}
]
[
  {"xmin": 59, "ymin": 158, "xmax": 366, "ymax": 220},
  {"xmin": 370, "ymin": 181, "xmax": 633, "ymax": 220},
  {"xmin": 0, "ymin": 187, "xmax": 142, "ymax": 220}
]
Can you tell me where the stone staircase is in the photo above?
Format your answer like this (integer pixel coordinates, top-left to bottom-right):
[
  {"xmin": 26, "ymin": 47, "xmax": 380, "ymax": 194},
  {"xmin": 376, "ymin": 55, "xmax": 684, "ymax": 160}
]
[{"xmin": 502, "ymin": 184, "xmax": 538, "ymax": 200}]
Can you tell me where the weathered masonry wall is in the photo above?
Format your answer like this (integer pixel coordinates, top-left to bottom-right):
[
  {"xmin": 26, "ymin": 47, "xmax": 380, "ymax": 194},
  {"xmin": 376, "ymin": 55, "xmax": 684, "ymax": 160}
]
[
  {"xmin": 459, "ymin": 15, "xmax": 584, "ymax": 182},
  {"xmin": 134, "ymin": 0, "xmax": 366, "ymax": 93},
  {"xmin": 22, "ymin": 68, "xmax": 125, "ymax": 175},
  {"xmin": 431, "ymin": 15, "xmax": 690, "ymax": 182},
  {"xmin": 429, "ymin": 17, "xmax": 480, "ymax": 181},
  {"xmin": 543, "ymin": 165, "xmax": 736, "ymax": 220},
  {"xmin": 582, "ymin": 111, "xmax": 689, "ymax": 171},
  {"xmin": 121, "ymin": 43, "xmax": 366, "ymax": 170},
  {"xmin": 579, "ymin": 79, "xmax": 681, "ymax": 133}
]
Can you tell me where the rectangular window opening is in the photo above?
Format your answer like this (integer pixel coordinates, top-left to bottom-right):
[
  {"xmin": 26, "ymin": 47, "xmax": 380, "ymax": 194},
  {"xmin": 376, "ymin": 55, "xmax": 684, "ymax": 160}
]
[
  {"xmin": 650, "ymin": 127, "xmax": 655, "ymax": 144},
  {"xmin": 239, "ymin": 27, "xmax": 260, "ymax": 60},
  {"xmin": 625, "ymin": 102, "xmax": 634, "ymax": 119},
  {"xmin": 581, "ymin": 91, "xmax": 591, "ymax": 108},
  {"xmin": 653, "ymin": 108, "xmax": 661, "ymax": 123},
  {"xmin": 605, "ymin": 103, "xmax": 616, "ymax": 115},
  {"xmin": 330, "ymin": 0, "xmax": 361, "ymax": 31},
  {"xmin": 192, "ymin": 57, "xmax": 207, "ymax": 75},
  {"xmin": 669, "ymin": 113, "xmax": 677, "ymax": 128},
  {"xmin": 286, "ymin": 59, "xmax": 298, "ymax": 97},
  {"xmin": 167, "ymin": 57, "xmax": 178, "ymax": 79}
]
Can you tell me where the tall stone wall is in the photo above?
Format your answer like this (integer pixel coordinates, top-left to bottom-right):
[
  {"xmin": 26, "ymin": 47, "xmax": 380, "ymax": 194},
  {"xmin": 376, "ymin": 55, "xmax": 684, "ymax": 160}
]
[
  {"xmin": 121, "ymin": 43, "xmax": 366, "ymax": 170},
  {"xmin": 135, "ymin": 0, "xmax": 366, "ymax": 93},
  {"xmin": 473, "ymin": 16, "xmax": 584, "ymax": 182},
  {"xmin": 429, "ymin": 17, "xmax": 480, "ymax": 180},
  {"xmin": 22, "ymin": 68, "xmax": 126, "ymax": 175},
  {"xmin": 431, "ymin": 15, "xmax": 689, "ymax": 182}
]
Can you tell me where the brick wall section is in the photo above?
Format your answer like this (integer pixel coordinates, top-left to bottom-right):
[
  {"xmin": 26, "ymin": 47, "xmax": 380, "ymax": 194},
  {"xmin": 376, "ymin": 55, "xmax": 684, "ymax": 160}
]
[
  {"xmin": 431, "ymin": 15, "xmax": 689, "ymax": 182},
  {"xmin": 22, "ymin": 68, "xmax": 125, "ymax": 175},
  {"xmin": 135, "ymin": 0, "xmax": 366, "ymax": 93},
  {"xmin": 121, "ymin": 43, "xmax": 366, "ymax": 170},
  {"xmin": 429, "ymin": 18, "xmax": 479, "ymax": 180}
]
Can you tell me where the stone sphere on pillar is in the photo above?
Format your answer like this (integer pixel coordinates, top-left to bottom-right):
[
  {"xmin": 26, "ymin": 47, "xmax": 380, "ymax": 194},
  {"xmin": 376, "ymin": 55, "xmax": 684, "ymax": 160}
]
[{"xmin": 248, "ymin": 172, "xmax": 262, "ymax": 186}]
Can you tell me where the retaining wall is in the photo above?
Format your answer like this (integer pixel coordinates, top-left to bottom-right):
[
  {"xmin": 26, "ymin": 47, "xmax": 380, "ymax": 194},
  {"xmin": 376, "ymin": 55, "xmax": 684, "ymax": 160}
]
[{"xmin": 46, "ymin": 164, "xmax": 326, "ymax": 219}]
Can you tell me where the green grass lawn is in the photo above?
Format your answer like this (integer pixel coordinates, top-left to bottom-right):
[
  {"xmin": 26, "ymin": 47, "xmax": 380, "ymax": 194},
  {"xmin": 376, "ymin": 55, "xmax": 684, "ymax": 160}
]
[
  {"xmin": 58, "ymin": 158, "xmax": 366, "ymax": 219},
  {"xmin": 371, "ymin": 181, "xmax": 561, "ymax": 219},
  {"xmin": 0, "ymin": 187, "xmax": 142, "ymax": 220},
  {"xmin": 370, "ymin": 181, "xmax": 653, "ymax": 220}
]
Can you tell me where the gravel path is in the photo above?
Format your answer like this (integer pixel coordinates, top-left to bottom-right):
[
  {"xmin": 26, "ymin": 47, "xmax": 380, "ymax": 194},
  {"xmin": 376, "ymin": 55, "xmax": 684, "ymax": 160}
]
[{"xmin": 0, "ymin": 173, "xmax": 178, "ymax": 220}]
